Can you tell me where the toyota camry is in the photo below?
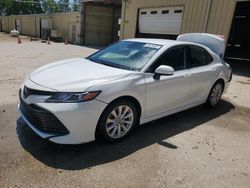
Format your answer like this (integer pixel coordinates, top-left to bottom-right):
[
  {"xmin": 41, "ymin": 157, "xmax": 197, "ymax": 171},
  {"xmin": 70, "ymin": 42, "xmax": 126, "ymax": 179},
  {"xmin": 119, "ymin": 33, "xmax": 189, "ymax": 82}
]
[{"xmin": 18, "ymin": 33, "xmax": 232, "ymax": 144}]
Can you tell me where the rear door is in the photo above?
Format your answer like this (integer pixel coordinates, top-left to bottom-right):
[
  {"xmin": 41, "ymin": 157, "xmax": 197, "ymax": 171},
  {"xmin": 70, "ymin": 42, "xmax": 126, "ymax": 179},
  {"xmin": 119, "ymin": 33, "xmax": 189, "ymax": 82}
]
[{"xmin": 186, "ymin": 45, "xmax": 214, "ymax": 102}]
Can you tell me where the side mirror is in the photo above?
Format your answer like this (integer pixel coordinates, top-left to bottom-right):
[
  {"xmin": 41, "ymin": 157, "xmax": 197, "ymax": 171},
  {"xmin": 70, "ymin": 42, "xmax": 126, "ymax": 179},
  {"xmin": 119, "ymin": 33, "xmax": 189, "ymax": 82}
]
[{"xmin": 154, "ymin": 65, "xmax": 174, "ymax": 79}]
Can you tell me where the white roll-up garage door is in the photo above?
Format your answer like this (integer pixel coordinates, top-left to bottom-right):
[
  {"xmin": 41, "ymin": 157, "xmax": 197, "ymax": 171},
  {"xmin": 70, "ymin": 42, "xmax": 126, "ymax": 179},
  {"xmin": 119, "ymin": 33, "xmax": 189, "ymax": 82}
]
[{"xmin": 139, "ymin": 6, "xmax": 184, "ymax": 35}]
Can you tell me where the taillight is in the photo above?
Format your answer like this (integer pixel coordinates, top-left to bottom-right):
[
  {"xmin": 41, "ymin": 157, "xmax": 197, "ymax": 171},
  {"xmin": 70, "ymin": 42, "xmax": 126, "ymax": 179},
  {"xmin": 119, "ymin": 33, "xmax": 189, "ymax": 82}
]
[{"xmin": 218, "ymin": 35, "xmax": 224, "ymax": 39}]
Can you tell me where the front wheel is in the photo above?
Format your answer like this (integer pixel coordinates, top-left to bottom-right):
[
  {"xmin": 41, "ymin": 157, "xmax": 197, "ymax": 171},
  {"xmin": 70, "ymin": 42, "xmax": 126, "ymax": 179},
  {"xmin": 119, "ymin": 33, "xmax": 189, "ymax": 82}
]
[
  {"xmin": 97, "ymin": 100, "xmax": 138, "ymax": 142},
  {"xmin": 206, "ymin": 81, "xmax": 224, "ymax": 107}
]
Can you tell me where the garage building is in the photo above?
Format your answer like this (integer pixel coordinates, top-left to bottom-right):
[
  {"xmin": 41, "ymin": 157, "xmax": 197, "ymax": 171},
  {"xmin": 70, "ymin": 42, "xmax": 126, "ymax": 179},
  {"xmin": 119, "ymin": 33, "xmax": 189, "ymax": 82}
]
[
  {"xmin": 120, "ymin": 0, "xmax": 250, "ymax": 60},
  {"xmin": 79, "ymin": 0, "xmax": 122, "ymax": 46},
  {"xmin": 0, "ymin": 13, "xmax": 80, "ymax": 44}
]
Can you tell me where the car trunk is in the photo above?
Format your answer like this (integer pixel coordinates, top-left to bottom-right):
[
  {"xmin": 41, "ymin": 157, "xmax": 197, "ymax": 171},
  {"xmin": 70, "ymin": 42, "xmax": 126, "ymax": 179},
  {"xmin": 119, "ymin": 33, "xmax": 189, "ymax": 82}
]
[{"xmin": 177, "ymin": 33, "xmax": 225, "ymax": 59}]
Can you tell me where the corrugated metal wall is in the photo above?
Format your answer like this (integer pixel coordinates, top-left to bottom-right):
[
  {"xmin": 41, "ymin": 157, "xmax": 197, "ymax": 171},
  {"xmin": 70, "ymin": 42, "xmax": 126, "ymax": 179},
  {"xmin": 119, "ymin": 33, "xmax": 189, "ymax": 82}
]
[
  {"xmin": 52, "ymin": 12, "xmax": 80, "ymax": 38},
  {"xmin": 2, "ymin": 14, "xmax": 42, "ymax": 35},
  {"xmin": 121, "ymin": 0, "xmax": 237, "ymax": 42},
  {"xmin": 19, "ymin": 15, "xmax": 36, "ymax": 36},
  {"xmin": 0, "ymin": 13, "xmax": 79, "ymax": 40},
  {"xmin": 2, "ymin": 16, "xmax": 12, "ymax": 32},
  {"xmin": 206, "ymin": 0, "xmax": 236, "ymax": 40}
]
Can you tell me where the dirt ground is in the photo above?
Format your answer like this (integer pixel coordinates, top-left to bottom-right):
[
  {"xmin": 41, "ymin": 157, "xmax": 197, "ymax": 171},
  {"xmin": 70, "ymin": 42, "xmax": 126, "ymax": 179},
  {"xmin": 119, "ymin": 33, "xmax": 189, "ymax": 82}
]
[{"xmin": 0, "ymin": 32, "xmax": 250, "ymax": 188}]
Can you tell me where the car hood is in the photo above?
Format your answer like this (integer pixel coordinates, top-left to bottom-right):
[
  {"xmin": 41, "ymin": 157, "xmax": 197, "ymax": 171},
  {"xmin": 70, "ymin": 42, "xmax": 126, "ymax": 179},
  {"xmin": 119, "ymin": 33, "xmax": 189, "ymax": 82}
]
[{"xmin": 29, "ymin": 58, "xmax": 131, "ymax": 92}]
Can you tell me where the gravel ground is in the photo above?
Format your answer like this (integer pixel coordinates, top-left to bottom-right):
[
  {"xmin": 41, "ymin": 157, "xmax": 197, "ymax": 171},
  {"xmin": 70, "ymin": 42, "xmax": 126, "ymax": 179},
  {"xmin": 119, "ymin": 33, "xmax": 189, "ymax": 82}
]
[{"xmin": 0, "ymin": 32, "xmax": 250, "ymax": 188}]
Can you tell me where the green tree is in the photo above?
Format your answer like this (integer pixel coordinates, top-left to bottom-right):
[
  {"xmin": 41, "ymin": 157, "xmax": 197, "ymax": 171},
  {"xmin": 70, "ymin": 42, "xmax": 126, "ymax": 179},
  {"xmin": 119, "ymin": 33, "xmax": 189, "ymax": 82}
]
[
  {"xmin": 42, "ymin": 0, "xmax": 60, "ymax": 14},
  {"xmin": 0, "ymin": 0, "xmax": 14, "ymax": 16},
  {"xmin": 58, "ymin": 0, "xmax": 71, "ymax": 13},
  {"xmin": 0, "ymin": 0, "xmax": 43, "ymax": 15},
  {"xmin": 13, "ymin": 0, "xmax": 43, "ymax": 14},
  {"xmin": 72, "ymin": 0, "xmax": 79, "ymax": 12}
]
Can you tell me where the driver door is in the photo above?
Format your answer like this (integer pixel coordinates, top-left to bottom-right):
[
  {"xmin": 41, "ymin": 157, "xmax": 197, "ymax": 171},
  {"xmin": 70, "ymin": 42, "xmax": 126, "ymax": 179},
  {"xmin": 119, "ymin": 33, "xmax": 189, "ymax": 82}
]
[{"xmin": 144, "ymin": 46, "xmax": 192, "ymax": 118}]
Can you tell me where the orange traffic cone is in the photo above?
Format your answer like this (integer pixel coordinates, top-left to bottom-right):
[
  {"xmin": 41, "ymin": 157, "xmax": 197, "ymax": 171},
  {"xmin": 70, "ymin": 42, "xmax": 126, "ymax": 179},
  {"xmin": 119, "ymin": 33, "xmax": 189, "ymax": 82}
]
[
  {"xmin": 47, "ymin": 37, "xmax": 51, "ymax": 45},
  {"xmin": 64, "ymin": 37, "xmax": 68, "ymax": 45},
  {"xmin": 17, "ymin": 36, "xmax": 22, "ymax": 44}
]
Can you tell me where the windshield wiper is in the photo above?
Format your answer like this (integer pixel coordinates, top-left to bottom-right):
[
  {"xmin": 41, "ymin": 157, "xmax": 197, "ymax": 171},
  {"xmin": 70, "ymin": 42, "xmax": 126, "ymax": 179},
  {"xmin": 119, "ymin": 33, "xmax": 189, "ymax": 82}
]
[
  {"xmin": 87, "ymin": 57, "xmax": 138, "ymax": 71},
  {"xmin": 87, "ymin": 57, "xmax": 116, "ymax": 68}
]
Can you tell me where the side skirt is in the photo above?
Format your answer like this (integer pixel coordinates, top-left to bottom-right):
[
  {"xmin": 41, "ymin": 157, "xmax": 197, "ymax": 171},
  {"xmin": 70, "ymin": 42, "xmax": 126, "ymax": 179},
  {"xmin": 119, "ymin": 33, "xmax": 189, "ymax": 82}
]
[{"xmin": 140, "ymin": 100, "xmax": 206, "ymax": 125}]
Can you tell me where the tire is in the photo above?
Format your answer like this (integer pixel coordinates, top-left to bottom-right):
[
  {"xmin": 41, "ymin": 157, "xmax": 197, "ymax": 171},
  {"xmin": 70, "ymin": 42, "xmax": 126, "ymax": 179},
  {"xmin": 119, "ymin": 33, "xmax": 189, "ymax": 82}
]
[
  {"xmin": 97, "ymin": 100, "xmax": 138, "ymax": 143},
  {"xmin": 206, "ymin": 81, "xmax": 224, "ymax": 107}
]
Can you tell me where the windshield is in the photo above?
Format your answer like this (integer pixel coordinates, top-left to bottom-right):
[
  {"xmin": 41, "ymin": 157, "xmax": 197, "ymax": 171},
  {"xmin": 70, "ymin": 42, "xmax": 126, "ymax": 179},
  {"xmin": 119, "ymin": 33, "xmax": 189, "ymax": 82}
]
[{"xmin": 87, "ymin": 41, "xmax": 162, "ymax": 71}]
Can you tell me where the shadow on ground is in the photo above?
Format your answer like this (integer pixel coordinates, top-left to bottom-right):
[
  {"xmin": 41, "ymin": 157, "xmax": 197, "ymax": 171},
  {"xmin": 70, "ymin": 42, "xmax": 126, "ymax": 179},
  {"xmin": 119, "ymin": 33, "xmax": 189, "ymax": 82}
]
[{"xmin": 17, "ymin": 100, "xmax": 234, "ymax": 170}]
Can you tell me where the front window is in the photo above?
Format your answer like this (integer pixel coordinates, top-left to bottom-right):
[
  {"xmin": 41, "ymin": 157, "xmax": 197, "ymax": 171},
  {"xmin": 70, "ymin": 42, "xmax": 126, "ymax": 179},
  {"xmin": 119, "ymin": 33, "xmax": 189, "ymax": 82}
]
[
  {"xmin": 87, "ymin": 41, "xmax": 162, "ymax": 71},
  {"xmin": 148, "ymin": 47, "xmax": 185, "ymax": 72}
]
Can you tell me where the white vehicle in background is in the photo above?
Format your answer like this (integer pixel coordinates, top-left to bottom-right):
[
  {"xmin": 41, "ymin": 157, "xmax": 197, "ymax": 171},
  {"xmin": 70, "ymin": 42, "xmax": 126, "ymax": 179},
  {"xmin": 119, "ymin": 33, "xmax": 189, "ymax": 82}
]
[
  {"xmin": 18, "ymin": 33, "xmax": 232, "ymax": 144},
  {"xmin": 10, "ymin": 29, "xmax": 19, "ymax": 37}
]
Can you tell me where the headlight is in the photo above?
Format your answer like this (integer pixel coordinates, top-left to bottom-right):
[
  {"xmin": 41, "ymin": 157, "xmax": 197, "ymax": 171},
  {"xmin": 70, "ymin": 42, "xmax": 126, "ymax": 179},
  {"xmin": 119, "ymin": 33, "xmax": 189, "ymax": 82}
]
[{"xmin": 45, "ymin": 91, "xmax": 101, "ymax": 103}]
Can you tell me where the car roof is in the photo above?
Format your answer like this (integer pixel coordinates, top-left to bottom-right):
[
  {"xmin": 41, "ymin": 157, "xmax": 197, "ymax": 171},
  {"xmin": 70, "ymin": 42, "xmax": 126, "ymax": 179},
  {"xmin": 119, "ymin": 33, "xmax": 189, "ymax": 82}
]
[{"xmin": 124, "ymin": 38, "xmax": 204, "ymax": 48}]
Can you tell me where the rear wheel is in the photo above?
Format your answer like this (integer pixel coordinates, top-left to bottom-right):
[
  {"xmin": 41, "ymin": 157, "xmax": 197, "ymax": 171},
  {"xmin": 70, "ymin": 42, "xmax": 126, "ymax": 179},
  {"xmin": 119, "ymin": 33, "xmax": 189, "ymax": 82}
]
[
  {"xmin": 206, "ymin": 81, "xmax": 224, "ymax": 107},
  {"xmin": 97, "ymin": 100, "xmax": 138, "ymax": 142}
]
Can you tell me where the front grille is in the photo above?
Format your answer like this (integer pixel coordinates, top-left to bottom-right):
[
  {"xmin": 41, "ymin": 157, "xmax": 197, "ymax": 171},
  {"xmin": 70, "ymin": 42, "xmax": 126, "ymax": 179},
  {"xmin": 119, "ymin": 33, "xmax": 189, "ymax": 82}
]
[{"xmin": 19, "ymin": 96, "xmax": 69, "ymax": 135}]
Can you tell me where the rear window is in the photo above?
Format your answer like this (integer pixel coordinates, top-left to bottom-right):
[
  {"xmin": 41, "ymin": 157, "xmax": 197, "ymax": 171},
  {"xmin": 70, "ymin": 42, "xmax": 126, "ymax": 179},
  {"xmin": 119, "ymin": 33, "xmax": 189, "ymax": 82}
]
[{"xmin": 186, "ymin": 46, "xmax": 213, "ymax": 68}]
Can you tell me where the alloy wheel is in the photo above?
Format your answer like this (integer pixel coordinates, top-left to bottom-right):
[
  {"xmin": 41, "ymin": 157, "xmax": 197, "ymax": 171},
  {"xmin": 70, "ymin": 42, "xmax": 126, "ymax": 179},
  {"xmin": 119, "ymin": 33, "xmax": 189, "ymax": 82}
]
[
  {"xmin": 210, "ymin": 83, "xmax": 223, "ymax": 106},
  {"xmin": 105, "ymin": 105, "xmax": 134, "ymax": 139}
]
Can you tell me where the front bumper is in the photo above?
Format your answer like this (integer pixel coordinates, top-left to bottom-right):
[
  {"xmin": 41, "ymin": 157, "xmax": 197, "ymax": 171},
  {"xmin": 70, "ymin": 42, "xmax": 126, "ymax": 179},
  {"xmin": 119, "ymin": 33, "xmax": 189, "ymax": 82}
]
[{"xmin": 18, "ymin": 87, "xmax": 107, "ymax": 144}]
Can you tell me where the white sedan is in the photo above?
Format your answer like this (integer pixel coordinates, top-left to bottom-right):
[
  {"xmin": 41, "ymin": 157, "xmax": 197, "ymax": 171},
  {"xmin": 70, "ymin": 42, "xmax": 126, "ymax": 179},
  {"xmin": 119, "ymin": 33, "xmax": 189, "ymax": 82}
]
[{"xmin": 18, "ymin": 34, "xmax": 232, "ymax": 144}]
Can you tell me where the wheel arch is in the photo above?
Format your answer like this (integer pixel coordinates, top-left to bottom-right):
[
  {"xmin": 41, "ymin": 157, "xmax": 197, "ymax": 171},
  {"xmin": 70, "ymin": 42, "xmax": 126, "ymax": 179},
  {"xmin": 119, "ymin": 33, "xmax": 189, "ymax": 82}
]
[
  {"xmin": 206, "ymin": 77, "xmax": 225, "ymax": 101},
  {"xmin": 212, "ymin": 78, "xmax": 225, "ymax": 91},
  {"xmin": 95, "ymin": 95, "xmax": 142, "ymax": 138}
]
